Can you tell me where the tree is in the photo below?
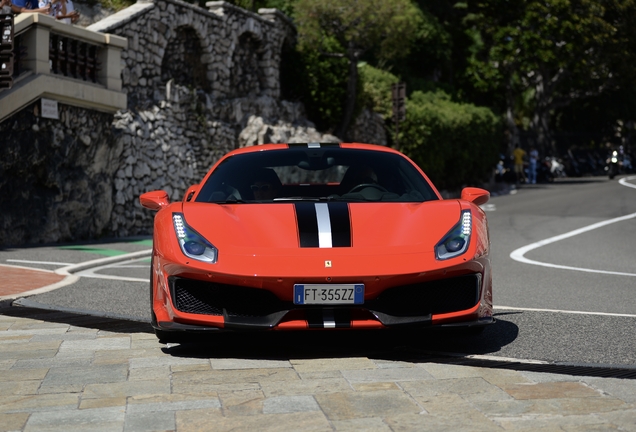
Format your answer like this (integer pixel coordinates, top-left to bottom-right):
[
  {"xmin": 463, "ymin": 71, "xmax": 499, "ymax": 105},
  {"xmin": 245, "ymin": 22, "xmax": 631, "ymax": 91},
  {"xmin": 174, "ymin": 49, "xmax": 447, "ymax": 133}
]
[
  {"xmin": 294, "ymin": 0, "xmax": 422, "ymax": 139},
  {"xmin": 466, "ymin": 0, "xmax": 636, "ymax": 154}
]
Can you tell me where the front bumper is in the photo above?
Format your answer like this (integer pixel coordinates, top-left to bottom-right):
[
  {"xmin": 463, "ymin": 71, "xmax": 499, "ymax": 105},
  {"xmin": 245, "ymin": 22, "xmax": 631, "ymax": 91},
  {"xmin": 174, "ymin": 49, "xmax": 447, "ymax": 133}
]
[{"xmin": 155, "ymin": 273, "xmax": 490, "ymax": 332}]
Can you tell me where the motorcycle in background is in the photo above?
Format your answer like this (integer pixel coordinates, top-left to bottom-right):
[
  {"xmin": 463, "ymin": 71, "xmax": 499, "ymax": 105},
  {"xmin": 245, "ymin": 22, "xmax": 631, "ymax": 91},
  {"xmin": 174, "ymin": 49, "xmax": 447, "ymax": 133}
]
[{"xmin": 606, "ymin": 147, "xmax": 633, "ymax": 179}]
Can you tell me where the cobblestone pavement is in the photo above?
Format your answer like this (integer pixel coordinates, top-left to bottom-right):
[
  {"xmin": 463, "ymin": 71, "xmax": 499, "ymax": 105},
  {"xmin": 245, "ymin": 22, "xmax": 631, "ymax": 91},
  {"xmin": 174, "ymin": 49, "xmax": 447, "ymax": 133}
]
[{"xmin": 1, "ymin": 305, "xmax": 636, "ymax": 432}]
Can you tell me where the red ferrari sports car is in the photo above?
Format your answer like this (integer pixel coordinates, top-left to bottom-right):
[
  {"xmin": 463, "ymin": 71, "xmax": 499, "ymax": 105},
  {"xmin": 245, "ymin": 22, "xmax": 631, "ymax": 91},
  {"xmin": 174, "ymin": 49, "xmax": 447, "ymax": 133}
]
[{"xmin": 140, "ymin": 143, "xmax": 493, "ymax": 342}]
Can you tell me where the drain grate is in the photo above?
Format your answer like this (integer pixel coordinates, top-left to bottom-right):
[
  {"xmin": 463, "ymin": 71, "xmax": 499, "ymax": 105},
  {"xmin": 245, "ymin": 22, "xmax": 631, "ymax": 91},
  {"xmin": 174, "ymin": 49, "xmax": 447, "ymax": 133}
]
[{"xmin": 427, "ymin": 356, "xmax": 636, "ymax": 380}]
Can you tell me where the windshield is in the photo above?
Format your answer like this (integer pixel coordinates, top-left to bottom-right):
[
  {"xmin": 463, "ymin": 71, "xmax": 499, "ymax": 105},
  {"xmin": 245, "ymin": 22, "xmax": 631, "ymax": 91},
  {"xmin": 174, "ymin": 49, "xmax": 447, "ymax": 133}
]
[{"xmin": 195, "ymin": 147, "xmax": 438, "ymax": 203}]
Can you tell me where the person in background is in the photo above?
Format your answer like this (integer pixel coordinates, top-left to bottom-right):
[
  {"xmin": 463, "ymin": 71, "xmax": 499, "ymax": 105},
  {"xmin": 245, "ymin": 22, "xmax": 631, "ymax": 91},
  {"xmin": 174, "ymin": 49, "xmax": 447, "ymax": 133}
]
[
  {"xmin": 528, "ymin": 146, "xmax": 539, "ymax": 184},
  {"xmin": 512, "ymin": 144, "xmax": 527, "ymax": 184},
  {"xmin": 3, "ymin": 0, "xmax": 50, "ymax": 14},
  {"xmin": 38, "ymin": 0, "xmax": 78, "ymax": 23}
]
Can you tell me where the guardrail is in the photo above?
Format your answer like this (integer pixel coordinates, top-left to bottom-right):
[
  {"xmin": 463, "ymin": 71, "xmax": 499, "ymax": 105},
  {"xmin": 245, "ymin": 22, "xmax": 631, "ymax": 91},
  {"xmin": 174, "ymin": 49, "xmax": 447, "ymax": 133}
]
[{"xmin": 0, "ymin": 13, "xmax": 127, "ymax": 123}]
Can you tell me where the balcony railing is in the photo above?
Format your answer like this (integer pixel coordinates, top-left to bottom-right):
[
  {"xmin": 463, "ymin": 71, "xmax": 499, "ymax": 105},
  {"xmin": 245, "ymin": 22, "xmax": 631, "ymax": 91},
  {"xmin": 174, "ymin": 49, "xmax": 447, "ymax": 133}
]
[{"xmin": 0, "ymin": 13, "xmax": 127, "ymax": 123}]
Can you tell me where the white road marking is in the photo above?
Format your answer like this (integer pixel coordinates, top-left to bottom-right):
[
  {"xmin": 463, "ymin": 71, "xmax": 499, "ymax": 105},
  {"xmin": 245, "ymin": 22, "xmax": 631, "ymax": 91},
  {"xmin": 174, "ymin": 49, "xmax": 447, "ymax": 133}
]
[
  {"xmin": 510, "ymin": 178, "xmax": 636, "ymax": 277},
  {"xmin": 495, "ymin": 305, "xmax": 636, "ymax": 318},
  {"xmin": 618, "ymin": 175, "xmax": 636, "ymax": 189},
  {"xmin": 6, "ymin": 259, "xmax": 73, "ymax": 266},
  {"xmin": 480, "ymin": 204, "xmax": 496, "ymax": 212}
]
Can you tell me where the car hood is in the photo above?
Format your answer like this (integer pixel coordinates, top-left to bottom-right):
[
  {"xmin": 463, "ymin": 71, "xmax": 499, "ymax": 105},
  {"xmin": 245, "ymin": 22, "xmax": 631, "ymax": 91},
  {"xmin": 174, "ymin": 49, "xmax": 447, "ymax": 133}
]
[{"xmin": 181, "ymin": 200, "xmax": 461, "ymax": 256}]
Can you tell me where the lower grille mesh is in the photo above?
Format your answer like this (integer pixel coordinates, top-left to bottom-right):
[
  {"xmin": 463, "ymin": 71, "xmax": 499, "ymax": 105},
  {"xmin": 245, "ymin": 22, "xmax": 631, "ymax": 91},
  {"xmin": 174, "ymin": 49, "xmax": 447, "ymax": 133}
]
[
  {"xmin": 170, "ymin": 274, "xmax": 480, "ymax": 320},
  {"xmin": 367, "ymin": 274, "xmax": 480, "ymax": 316},
  {"xmin": 170, "ymin": 278, "xmax": 287, "ymax": 317}
]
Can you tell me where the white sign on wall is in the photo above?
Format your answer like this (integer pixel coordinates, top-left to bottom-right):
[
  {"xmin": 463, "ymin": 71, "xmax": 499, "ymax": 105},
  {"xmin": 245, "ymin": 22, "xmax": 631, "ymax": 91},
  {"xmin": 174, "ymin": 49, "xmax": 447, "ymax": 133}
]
[{"xmin": 41, "ymin": 98, "xmax": 59, "ymax": 120}]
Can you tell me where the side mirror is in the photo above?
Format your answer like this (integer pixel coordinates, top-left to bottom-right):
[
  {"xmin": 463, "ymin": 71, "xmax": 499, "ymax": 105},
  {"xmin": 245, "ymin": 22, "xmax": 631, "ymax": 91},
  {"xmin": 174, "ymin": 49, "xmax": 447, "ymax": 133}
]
[
  {"xmin": 140, "ymin": 190, "xmax": 170, "ymax": 211},
  {"xmin": 184, "ymin": 184, "xmax": 200, "ymax": 202},
  {"xmin": 460, "ymin": 187, "xmax": 490, "ymax": 206}
]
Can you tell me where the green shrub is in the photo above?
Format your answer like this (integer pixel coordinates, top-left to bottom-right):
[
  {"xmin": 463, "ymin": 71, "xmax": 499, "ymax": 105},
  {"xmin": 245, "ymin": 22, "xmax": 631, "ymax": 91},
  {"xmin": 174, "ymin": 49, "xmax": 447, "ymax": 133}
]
[
  {"xmin": 358, "ymin": 63, "xmax": 399, "ymax": 118},
  {"xmin": 399, "ymin": 90, "xmax": 502, "ymax": 191}
]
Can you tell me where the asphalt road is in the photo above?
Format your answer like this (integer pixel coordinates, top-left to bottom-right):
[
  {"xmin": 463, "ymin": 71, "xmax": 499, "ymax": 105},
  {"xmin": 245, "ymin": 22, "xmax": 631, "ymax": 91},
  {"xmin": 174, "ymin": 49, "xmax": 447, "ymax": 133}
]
[{"xmin": 2, "ymin": 175, "xmax": 635, "ymax": 367}]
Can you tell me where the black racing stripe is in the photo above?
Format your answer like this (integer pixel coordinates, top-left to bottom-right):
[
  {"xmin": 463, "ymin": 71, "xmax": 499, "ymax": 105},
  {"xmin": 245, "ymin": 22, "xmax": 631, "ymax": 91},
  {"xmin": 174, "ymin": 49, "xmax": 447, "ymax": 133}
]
[
  {"xmin": 327, "ymin": 202, "xmax": 352, "ymax": 247},
  {"xmin": 295, "ymin": 202, "xmax": 319, "ymax": 248}
]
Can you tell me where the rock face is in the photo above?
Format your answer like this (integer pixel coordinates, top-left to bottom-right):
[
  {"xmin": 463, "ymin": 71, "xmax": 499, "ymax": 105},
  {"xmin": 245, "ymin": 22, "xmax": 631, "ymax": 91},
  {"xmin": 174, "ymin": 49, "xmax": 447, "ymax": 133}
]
[
  {"xmin": 0, "ymin": 105, "xmax": 121, "ymax": 245},
  {"xmin": 0, "ymin": 0, "xmax": 387, "ymax": 246},
  {"xmin": 110, "ymin": 84, "xmax": 339, "ymax": 237}
]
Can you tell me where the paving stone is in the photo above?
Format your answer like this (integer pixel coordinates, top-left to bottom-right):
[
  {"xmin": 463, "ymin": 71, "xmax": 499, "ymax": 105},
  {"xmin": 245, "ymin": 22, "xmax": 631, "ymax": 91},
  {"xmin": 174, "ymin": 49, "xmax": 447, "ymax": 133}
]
[
  {"xmin": 315, "ymin": 390, "xmax": 421, "ymax": 421},
  {"xmin": 0, "ymin": 412, "xmax": 29, "ymax": 432},
  {"xmin": 175, "ymin": 409, "xmax": 332, "ymax": 432},
  {"xmin": 1, "ymin": 393, "xmax": 79, "ymax": 413},
  {"xmin": 92, "ymin": 348, "xmax": 164, "ymax": 365},
  {"xmin": 41, "ymin": 364, "xmax": 128, "ymax": 389},
  {"xmin": 296, "ymin": 370, "xmax": 344, "ymax": 380},
  {"xmin": 262, "ymin": 395, "xmax": 320, "ymax": 414},
  {"xmin": 59, "ymin": 337, "xmax": 131, "ymax": 352},
  {"xmin": 218, "ymin": 389, "xmax": 265, "ymax": 417},
  {"xmin": 290, "ymin": 357, "xmax": 376, "ymax": 373},
  {"xmin": 373, "ymin": 359, "xmax": 418, "ymax": 369},
  {"xmin": 127, "ymin": 398, "xmax": 220, "ymax": 413},
  {"xmin": 124, "ymin": 410, "xmax": 175, "ymax": 432},
  {"xmin": 210, "ymin": 358, "xmax": 292, "ymax": 369},
  {"xmin": 261, "ymin": 378, "xmax": 353, "ymax": 397},
  {"xmin": 172, "ymin": 368, "xmax": 299, "ymax": 388},
  {"xmin": 1, "ymin": 328, "xmax": 68, "ymax": 337},
  {"xmin": 1, "ymin": 350, "xmax": 59, "ymax": 364},
  {"xmin": 584, "ymin": 377, "xmax": 636, "ymax": 404},
  {"xmin": 330, "ymin": 417, "xmax": 393, "ymax": 431},
  {"xmin": 128, "ymin": 365, "xmax": 171, "ymax": 381},
  {"xmin": 350, "ymin": 382, "xmax": 400, "ymax": 392},
  {"xmin": 475, "ymin": 368, "xmax": 534, "ymax": 387},
  {"xmin": 400, "ymin": 377, "xmax": 513, "ymax": 401},
  {"xmin": 24, "ymin": 407, "xmax": 125, "ymax": 432},
  {"xmin": 172, "ymin": 381, "xmax": 262, "ymax": 394},
  {"xmin": 79, "ymin": 397, "xmax": 127, "ymax": 410},
  {"xmin": 0, "ymin": 359, "xmax": 15, "ymax": 370},
  {"xmin": 418, "ymin": 363, "xmax": 489, "ymax": 379},
  {"xmin": 386, "ymin": 411, "xmax": 503, "ymax": 432},
  {"xmin": 31, "ymin": 333, "xmax": 97, "ymax": 342},
  {"xmin": 171, "ymin": 363, "xmax": 212, "ymax": 372},
  {"xmin": 341, "ymin": 366, "xmax": 435, "ymax": 383},
  {"xmin": 8, "ymin": 323, "xmax": 69, "ymax": 331},
  {"xmin": 503, "ymin": 382, "xmax": 602, "ymax": 400},
  {"xmin": 13, "ymin": 357, "xmax": 92, "ymax": 369},
  {"xmin": 492, "ymin": 413, "xmax": 617, "ymax": 431},
  {"xmin": 413, "ymin": 393, "xmax": 477, "ymax": 415},
  {"xmin": 129, "ymin": 356, "xmax": 210, "ymax": 369},
  {"xmin": 0, "ymin": 340, "xmax": 62, "ymax": 353},
  {"xmin": 82, "ymin": 380, "xmax": 171, "ymax": 399},
  {"xmin": 0, "ymin": 368, "xmax": 48, "ymax": 382},
  {"xmin": 597, "ymin": 408, "xmax": 636, "ymax": 431},
  {"xmin": 0, "ymin": 380, "xmax": 41, "ymax": 396},
  {"xmin": 0, "ymin": 335, "xmax": 31, "ymax": 344}
]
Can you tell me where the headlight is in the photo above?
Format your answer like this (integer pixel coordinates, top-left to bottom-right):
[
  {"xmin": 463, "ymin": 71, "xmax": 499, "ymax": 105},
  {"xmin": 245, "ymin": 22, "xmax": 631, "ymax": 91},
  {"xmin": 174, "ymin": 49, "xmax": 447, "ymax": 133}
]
[
  {"xmin": 435, "ymin": 210, "xmax": 471, "ymax": 260},
  {"xmin": 172, "ymin": 213, "xmax": 218, "ymax": 263}
]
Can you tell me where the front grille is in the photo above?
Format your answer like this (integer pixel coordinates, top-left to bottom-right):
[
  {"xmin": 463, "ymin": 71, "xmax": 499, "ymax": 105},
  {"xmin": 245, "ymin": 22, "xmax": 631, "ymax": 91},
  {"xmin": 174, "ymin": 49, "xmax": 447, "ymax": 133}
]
[
  {"xmin": 170, "ymin": 278, "xmax": 288, "ymax": 318},
  {"xmin": 367, "ymin": 274, "xmax": 480, "ymax": 317}
]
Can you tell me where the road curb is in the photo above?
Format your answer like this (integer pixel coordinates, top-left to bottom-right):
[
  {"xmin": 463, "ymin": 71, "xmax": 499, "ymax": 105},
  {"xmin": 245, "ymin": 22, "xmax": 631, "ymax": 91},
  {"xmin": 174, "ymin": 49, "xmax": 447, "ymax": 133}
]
[{"xmin": 2, "ymin": 249, "xmax": 153, "ymax": 302}]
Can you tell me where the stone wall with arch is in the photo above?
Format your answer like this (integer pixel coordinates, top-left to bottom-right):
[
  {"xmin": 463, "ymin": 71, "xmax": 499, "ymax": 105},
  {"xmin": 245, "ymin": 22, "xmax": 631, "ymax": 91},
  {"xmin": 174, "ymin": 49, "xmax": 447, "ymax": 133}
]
[{"xmin": 88, "ymin": 0, "xmax": 294, "ymax": 107}]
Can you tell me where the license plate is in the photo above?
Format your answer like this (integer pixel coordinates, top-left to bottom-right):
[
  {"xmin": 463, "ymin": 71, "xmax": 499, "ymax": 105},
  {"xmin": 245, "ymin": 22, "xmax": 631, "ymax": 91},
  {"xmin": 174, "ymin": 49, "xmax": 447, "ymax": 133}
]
[{"xmin": 293, "ymin": 284, "xmax": 364, "ymax": 305}]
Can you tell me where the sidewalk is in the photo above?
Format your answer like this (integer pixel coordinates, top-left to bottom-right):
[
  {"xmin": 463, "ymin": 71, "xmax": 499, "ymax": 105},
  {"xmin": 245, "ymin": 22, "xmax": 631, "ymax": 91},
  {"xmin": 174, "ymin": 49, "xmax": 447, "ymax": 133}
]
[
  {"xmin": 1, "ymin": 305, "xmax": 636, "ymax": 431},
  {"xmin": 0, "ymin": 265, "xmax": 67, "ymax": 300}
]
